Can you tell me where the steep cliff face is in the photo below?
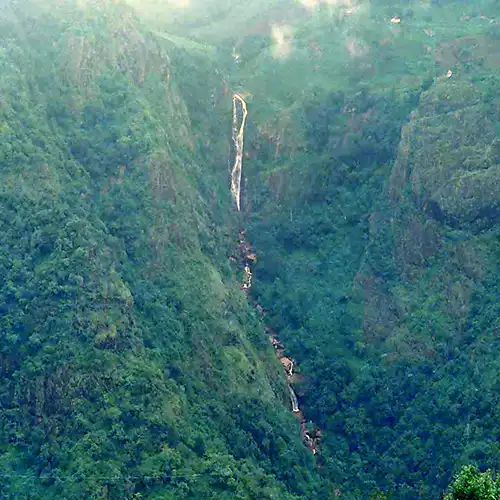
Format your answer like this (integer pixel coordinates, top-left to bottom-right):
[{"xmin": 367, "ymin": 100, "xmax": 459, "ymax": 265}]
[
  {"xmin": 390, "ymin": 76, "xmax": 500, "ymax": 230},
  {"xmin": 364, "ymin": 57, "xmax": 500, "ymax": 496}
]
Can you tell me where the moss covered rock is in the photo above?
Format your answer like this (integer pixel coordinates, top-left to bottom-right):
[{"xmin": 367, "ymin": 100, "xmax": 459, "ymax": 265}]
[{"xmin": 391, "ymin": 76, "xmax": 500, "ymax": 229}]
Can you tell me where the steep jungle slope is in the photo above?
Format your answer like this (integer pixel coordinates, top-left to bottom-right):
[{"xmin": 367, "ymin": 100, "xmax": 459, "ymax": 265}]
[
  {"xmin": 0, "ymin": 1, "xmax": 326, "ymax": 498},
  {"xmin": 232, "ymin": 0, "xmax": 500, "ymax": 497}
]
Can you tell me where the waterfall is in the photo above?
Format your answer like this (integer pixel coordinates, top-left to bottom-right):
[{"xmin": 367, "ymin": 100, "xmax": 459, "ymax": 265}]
[
  {"xmin": 231, "ymin": 94, "xmax": 248, "ymax": 211},
  {"xmin": 288, "ymin": 385, "xmax": 300, "ymax": 413}
]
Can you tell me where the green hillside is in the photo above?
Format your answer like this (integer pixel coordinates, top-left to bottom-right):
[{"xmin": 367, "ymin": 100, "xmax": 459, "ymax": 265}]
[
  {"xmin": 0, "ymin": 1, "xmax": 325, "ymax": 498},
  {"xmin": 2, "ymin": 0, "xmax": 500, "ymax": 498}
]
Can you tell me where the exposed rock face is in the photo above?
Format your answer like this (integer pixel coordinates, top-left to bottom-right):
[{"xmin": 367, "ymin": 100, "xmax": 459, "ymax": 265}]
[{"xmin": 390, "ymin": 77, "xmax": 500, "ymax": 230}]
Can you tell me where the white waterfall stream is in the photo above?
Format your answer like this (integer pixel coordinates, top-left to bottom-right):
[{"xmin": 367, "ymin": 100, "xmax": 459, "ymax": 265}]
[
  {"xmin": 231, "ymin": 94, "xmax": 248, "ymax": 211},
  {"xmin": 230, "ymin": 93, "xmax": 321, "ymax": 456},
  {"xmin": 288, "ymin": 384, "xmax": 300, "ymax": 413}
]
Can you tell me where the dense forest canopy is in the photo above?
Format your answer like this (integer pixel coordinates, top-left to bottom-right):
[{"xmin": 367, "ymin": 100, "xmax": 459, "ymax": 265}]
[{"xmin": 1, "ymin": 0, "xmax": 500, "ymax": 498}]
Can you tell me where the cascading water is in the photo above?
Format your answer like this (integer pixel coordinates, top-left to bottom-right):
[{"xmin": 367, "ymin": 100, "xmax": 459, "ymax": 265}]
[
  {"xmin": 231, "ymin": 94, "xmax": 248, "ymax": 211},
  {"xmin": 288, "ymin": 385, "xmax": 300, "ymax": 413},
  {"xmin": 229, "ymin": 93, "xmax": 321, "ymax": 456}
]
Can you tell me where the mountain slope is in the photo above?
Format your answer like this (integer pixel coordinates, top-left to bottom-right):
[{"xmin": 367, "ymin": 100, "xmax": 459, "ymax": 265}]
[
  {"xmin": 0, "ymin": 1, "xmax": 324, "ymax": 498},
  {"xmin": 3, "ymin": 0, "xmax": 500, "ymax": 498}
]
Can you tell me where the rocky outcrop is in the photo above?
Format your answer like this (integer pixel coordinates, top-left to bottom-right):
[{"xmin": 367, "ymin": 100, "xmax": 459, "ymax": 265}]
[{"xmin": 390, "ymin": 77, "xmax": 500, "ymax": 230}]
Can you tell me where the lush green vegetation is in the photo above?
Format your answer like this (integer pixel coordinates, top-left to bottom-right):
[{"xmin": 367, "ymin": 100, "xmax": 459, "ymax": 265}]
[
  {"xmin": 226, "ymin": 0, "xmax": 500, "ymax": 497},
  {"xmin": 0, "ymin": 1, "xmax": 327, "ymax": 498},
  {"xmin": 3, "ymin": 0, "xmax": 500, "ymax": 498},
  {"xmin": 445, "ymin": 466, "xmax": 500, "ymax": 500}
]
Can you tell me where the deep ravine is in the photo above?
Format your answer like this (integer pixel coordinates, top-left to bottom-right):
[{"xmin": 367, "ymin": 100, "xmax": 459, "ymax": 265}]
[{"xmin": 229, "ymin": 92, "xmax": 321, "ymax": 456}]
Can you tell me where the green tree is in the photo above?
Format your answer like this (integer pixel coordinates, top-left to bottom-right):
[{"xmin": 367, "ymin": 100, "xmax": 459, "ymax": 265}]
[{"xmin": 445, "ymin": 466, "xmax": 500, "ymax": 500}]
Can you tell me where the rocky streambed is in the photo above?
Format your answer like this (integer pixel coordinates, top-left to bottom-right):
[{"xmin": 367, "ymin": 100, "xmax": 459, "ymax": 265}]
[{"xmin": 235, "ymin": 230, "xmax": 322, "ymax": 456}]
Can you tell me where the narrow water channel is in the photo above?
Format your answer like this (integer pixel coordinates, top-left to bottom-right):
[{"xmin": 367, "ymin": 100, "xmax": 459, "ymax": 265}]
[
  {"xmin": 229, "ymin": 93, "xmax": 322, "ymax": 457},
  {"xmin": 231, "ymin": 94, "xmax": 247, "ymax": 211},
  {"xmin": 236, "ymin": 229, "xmax": 321, "ymax": 456}
]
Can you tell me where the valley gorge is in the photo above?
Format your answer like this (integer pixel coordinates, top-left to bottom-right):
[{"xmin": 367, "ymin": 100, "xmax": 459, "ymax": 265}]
[
  {"xmin": 229, "ymin": 90, "xmax": 322, "ymax": 458},
  {"xmin": 1, "ymin": 0, "xmax": 500, "ymax": 499}
]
